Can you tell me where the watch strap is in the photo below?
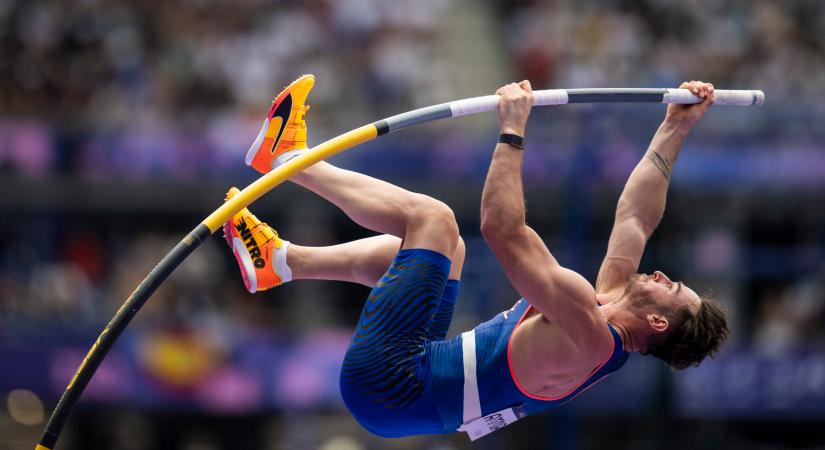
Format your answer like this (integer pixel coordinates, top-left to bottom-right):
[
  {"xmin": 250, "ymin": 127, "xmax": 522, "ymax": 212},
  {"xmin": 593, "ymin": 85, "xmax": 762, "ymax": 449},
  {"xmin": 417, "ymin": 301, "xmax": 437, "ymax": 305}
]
[{"xmin": 498, "ymin": 133, "xmax": 524, "ymax": 150}]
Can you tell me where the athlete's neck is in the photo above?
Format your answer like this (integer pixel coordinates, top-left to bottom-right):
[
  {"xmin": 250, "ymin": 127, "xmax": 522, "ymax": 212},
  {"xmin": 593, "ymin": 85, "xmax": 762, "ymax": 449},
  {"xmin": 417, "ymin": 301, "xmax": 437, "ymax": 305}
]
[
  {"xmin": 595, "ymin": 289, "xmax": 624, "ymax": 306},
  {"xmin": 598, "ymin": 301, "xmax": 643, "ymax": 353}
]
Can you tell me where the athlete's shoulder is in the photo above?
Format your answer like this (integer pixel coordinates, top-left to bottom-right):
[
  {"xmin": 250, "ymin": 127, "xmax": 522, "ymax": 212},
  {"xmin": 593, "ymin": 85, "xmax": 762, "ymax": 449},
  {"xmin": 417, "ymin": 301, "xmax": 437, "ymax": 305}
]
[{"xmin": 531, "ymin": 267, "xmax": 602, "ymax": 324}]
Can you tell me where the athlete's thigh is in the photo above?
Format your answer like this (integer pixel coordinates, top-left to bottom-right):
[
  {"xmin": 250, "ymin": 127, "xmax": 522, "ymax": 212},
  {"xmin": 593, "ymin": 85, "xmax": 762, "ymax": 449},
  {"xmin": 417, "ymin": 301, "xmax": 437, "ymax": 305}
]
[{"xmin": 341, "ymin": 248, "xmax": 451, "ymax": 407}]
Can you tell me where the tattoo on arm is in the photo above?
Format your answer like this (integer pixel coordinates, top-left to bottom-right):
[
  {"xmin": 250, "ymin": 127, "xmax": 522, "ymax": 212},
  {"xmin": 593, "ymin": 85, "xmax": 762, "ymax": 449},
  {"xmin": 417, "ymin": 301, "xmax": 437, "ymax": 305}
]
[{"xmin": 646, "ymin": 150, "xmax": 672, "ymax": 181}]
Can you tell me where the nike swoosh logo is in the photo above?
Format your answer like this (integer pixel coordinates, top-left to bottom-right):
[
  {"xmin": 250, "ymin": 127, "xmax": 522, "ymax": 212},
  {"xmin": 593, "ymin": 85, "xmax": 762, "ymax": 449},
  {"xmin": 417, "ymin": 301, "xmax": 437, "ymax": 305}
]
[{"xmin": 269, "ymin": 93, "xmax": 293, "ymax": 154}]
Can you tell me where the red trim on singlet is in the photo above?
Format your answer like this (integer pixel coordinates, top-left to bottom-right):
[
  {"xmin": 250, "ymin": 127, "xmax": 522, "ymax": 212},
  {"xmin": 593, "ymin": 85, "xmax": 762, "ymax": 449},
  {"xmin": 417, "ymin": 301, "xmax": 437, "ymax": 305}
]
[{"xmin": 506, "ymin": 304, "xmax": 617, "ymax": 402}]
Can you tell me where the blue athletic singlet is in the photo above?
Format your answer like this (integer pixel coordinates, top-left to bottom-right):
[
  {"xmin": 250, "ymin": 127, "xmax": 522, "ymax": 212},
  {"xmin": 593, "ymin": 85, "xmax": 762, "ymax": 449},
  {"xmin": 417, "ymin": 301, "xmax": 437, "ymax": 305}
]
[{"xmin": 339, "ymin": 249, "xmax": 630, "ymax": 438}]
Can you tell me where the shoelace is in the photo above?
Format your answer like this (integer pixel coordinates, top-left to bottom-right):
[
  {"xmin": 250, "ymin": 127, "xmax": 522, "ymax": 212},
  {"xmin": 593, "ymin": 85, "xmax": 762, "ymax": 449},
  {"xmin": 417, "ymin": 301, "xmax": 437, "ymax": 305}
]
[
  {"xmin": 250, "ymin": 220, "xmax": 279, "ymax": 244},
  {"xmin": 293, "ymin": 105, "xmax": 310, "ymax": 127}
]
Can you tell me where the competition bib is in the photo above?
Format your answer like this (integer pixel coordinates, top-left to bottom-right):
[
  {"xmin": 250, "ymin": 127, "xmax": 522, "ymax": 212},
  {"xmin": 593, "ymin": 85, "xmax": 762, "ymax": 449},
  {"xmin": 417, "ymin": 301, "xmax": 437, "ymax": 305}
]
[{"xmin": 458, "ymin": 405, "xmax": 526, "ymax": 441}]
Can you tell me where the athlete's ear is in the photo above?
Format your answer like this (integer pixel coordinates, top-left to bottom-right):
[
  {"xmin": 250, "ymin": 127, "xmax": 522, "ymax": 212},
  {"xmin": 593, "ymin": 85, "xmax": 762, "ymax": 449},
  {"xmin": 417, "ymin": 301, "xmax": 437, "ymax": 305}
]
[{"xmin": 646, "ymin": 313, "xmax": 669, "ymax": 333}]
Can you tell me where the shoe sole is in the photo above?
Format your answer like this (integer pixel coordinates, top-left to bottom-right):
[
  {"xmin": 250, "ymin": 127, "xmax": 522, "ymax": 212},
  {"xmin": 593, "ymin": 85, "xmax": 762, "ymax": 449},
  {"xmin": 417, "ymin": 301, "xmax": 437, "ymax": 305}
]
[
  {"xmin": 223, "ymin": 220, "xmax": 258, "ymax": 293},
  {"xmin": 245, "ymin": 117, "xmax": 273, "ymax": 168}
]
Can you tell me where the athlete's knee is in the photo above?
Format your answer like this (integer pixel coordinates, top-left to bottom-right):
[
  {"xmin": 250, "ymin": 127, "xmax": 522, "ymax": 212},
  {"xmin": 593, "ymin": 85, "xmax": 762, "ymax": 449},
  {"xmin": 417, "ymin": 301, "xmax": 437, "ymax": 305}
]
[
  {"xmin": 452, "ymin": 236, "xmax": 466, "ymax": 266},
  {"xmin": 411, "ymin": 196, "xmax": 458, "ymax": 239},
  {"xmin": 446, "ymin": 236, "xmax": 465, "ymax": 280}
]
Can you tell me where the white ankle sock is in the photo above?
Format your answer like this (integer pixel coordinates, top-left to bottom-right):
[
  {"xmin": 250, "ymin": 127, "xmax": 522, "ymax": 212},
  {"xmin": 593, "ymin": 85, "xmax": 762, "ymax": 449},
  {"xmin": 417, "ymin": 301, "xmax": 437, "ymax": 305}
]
[
  {"xmin": 272, "ymin": 150, "xmax": 304, "ymax": 170},
  {"xmin": 273, "ymin": 240, "xmax": 293, "ymax": 283}
]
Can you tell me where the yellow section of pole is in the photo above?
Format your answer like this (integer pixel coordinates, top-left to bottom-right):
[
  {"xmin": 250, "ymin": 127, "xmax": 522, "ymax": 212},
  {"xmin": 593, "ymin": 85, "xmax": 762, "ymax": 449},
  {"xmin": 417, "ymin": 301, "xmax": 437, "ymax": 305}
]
[{"xmin": 201, "ymin": 124, "xmax": 379, "ymax": 233}]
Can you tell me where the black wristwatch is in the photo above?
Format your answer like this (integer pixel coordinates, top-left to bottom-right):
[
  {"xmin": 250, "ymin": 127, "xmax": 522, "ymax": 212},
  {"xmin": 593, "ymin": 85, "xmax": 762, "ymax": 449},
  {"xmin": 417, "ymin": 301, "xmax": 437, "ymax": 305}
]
[{"xmin": 498, "ymin": 133, "xmax": 524, "ymax": 150}]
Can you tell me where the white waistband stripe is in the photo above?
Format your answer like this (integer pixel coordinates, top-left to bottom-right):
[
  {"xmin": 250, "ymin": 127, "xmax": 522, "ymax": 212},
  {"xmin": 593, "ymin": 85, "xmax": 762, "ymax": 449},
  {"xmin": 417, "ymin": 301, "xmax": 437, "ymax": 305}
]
[{"xmin": 461, "ymin": 330, "xmax": 481, "ymax": 423}]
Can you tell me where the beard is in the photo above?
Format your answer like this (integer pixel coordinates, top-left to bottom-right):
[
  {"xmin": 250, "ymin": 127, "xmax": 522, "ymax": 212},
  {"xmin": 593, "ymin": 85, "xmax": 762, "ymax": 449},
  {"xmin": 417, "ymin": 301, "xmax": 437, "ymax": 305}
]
[{"xmin": 624, "ymin": 273, "xmax": 654, "ymax": 308}]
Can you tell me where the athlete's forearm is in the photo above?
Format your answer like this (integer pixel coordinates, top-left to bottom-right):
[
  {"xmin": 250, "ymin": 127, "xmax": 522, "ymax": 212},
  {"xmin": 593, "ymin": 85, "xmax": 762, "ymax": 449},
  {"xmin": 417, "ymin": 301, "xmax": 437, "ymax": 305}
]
[
  {"xmin": 615, "ymin": 118, "xmax": 692, "ymax": 234},
  {"xmin": 481, "ymin": 143, "xmax": 526, "ymax": 235}
]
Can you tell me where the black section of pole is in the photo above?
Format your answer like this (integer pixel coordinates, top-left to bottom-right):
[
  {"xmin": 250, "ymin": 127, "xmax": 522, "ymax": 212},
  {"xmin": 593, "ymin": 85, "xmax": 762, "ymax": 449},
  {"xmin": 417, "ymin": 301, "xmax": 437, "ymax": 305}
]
[
  {"xmin": 566, "ymin": 91, "xmax": 665, "ymax": 103},
  {"xmin": 373, "ymin": 120, "xmax": 390, "ymax": 136},
  {"xmin": 37, "ymin": 224, "xmax": 212, "ymax": 449}
]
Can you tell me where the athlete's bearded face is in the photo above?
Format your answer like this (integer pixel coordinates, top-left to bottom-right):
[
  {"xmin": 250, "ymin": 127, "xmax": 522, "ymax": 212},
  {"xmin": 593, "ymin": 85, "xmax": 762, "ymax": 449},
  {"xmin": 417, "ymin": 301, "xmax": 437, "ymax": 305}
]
[
  {"xmin": 625, "ymin": 271, "xmax": 701, "ymax": 318},
  {"xmin": 626, "ymin": 272, "xmax": 729, "ymax": 369}
]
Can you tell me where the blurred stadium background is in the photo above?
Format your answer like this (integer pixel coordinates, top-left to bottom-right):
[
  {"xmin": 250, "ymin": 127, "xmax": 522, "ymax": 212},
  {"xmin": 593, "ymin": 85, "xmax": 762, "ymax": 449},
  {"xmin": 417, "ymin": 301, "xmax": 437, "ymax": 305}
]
[{"xmin": 2, "ymin": 0, "xmax": 825, "ymax": 449}]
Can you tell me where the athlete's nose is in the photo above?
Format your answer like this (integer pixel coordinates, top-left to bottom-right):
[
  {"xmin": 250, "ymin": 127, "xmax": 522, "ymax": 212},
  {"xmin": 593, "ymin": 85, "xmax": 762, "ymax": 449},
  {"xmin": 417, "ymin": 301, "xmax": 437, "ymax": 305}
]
[{"xmin": 653, "ymin": 271, "xmax": 671, "ymax": 283}]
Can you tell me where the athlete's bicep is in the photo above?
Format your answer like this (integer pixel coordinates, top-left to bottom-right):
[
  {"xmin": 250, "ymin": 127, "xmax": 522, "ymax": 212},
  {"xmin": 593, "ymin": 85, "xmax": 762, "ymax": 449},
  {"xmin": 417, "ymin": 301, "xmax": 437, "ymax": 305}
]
[{"xmin": 596, "ymin": 217, "xmax": 647, "ymax": 294}]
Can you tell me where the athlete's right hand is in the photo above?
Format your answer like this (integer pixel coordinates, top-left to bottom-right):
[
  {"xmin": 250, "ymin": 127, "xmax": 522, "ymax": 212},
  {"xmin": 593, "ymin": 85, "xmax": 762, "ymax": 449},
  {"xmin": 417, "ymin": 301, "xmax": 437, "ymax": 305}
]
[
  {"xmin": 665, "ymin": 80, "xmax": 715, "ymax": 127},
  {"xmin": 496, "ymin": 80, "xmax": 534, "ymax": 137}
]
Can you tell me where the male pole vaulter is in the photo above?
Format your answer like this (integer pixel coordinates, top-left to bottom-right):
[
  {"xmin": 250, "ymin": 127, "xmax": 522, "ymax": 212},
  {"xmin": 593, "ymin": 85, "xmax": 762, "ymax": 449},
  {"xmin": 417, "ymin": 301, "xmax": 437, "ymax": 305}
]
[{"xmin": 221, "ymin": 75, "xmax": 728, "ymax": 439}]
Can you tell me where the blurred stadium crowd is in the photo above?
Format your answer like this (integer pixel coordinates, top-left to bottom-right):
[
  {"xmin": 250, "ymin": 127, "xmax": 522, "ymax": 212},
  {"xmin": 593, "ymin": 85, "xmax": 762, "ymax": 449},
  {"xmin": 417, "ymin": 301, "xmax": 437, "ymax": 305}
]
[{"xmin": 2, "ymin": 0, "xmax": 825, "ymax": 449}]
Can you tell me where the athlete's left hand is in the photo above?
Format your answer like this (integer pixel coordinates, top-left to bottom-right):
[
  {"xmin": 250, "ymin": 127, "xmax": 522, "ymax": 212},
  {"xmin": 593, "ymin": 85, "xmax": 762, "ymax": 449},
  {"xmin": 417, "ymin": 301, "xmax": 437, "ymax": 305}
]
[
  {"xmin": 666, "ymin": 80, "xmax": 715, "ymax": 127},
  {"xmin": 496, "ymin": 80, "xmax": 534, "ymax": 137}
]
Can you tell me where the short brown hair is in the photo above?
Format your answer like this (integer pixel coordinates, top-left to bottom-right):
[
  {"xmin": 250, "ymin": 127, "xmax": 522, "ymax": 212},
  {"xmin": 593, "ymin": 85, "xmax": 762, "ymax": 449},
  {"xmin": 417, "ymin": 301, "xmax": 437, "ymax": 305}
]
[{"xmin": 647, "ymin": 295, "xmax": 729, "ymax": 370}]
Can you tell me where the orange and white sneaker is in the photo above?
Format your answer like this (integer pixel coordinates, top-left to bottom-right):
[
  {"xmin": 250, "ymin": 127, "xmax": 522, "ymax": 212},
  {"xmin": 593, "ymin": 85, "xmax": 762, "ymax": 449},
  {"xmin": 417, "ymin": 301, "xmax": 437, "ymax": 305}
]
[
  {"xmin": 245, "ymin": 74, "xmax": 315, "ymax": 174},
  {"xmin": 222, "ymin": 187, "xmax": 292, "ymax": 293}
]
